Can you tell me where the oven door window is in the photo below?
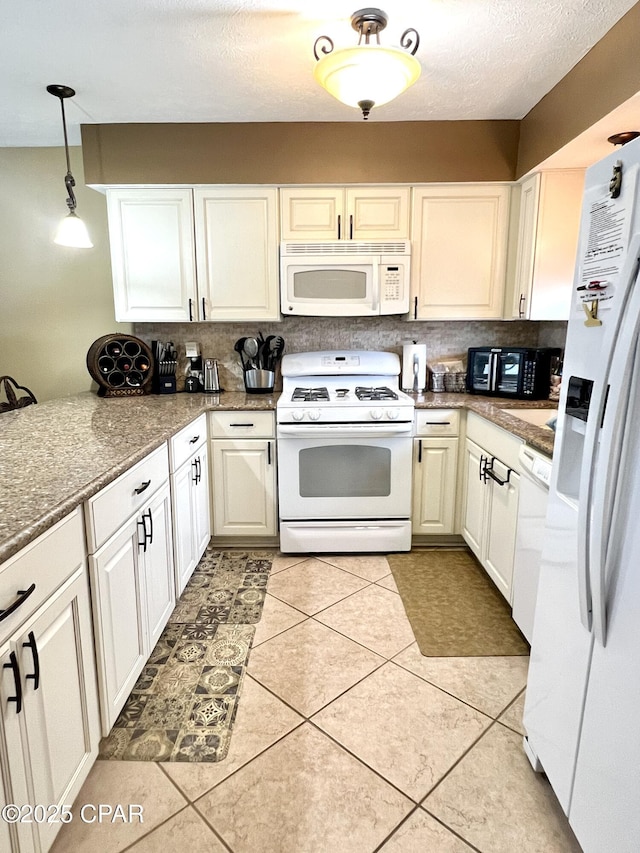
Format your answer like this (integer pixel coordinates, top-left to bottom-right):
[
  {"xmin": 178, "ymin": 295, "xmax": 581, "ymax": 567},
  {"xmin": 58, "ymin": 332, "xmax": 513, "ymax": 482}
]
[
  {"xmin": 292, "ymin": 268, "xmax": 368, "ymax": 302},
  {"xmin": 299, "ymin": 444, "xmax": 391, "ymax": 497},
  {"xmin": 497, "ymin": 352, "xmax": 523, "ymax": 394}
]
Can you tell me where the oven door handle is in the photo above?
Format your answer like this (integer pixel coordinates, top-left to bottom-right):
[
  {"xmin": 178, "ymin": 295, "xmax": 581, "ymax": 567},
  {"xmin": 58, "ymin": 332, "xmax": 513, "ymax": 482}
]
[{"xmin": 277, "ymin": 422, "xmax": 413, "ymax": 438}]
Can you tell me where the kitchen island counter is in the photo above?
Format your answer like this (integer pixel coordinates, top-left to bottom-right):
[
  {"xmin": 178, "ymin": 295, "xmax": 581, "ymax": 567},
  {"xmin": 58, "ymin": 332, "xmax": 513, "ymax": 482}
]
[{"xmin": 0, "ymin": 391, "xmax": 276, "ymax": 563}]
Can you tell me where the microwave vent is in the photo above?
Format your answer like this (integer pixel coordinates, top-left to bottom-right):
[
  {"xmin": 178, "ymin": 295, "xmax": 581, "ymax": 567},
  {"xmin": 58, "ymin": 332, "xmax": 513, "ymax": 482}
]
[{"xmin": 282, "ymin": 240, "xmax": 410, "ymax": 255}]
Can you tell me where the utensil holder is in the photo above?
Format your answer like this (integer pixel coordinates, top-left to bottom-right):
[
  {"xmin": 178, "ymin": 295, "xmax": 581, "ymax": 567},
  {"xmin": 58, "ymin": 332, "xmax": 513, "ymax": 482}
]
[{"xmin": 244, "ymin": 369, "xmax": 274, "ymax": 394}]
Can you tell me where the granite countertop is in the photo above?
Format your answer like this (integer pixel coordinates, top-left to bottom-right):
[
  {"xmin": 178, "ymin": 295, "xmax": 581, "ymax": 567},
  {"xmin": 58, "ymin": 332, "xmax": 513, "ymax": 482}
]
[
  {"xmin": 0, "ymin": 391, "xmax": 276, "ymax": 564},
  {"xmin": 0, "ymin": 388, "xmax": 555, "ymax": 565}
]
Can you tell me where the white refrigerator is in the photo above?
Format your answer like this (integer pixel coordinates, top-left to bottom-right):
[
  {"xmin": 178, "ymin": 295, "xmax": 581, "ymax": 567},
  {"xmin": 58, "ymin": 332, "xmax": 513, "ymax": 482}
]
[{"xmin": 523, "ymin": 136, "xmax": 640, "ymax": 852}]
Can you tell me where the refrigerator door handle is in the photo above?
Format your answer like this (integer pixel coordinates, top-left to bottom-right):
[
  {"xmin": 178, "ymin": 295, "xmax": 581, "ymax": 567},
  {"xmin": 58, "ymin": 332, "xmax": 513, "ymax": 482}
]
[{"xmin": 589, "ymin": 247, "xmax": 640, "ymax": 647}]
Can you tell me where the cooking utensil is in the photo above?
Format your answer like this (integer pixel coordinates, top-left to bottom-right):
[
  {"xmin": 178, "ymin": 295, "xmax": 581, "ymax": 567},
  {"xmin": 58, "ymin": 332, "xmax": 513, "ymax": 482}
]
[
  {"xmin": 243, "ymin": 337, "xmax": 259, "ymax": 369},
  {"xmin": 270, "ymin": 335, "xmax": 285, "ymax": 365},
  {"xmin": 234, "ymin": 337, "xmax": 248, "ymax": 370}
]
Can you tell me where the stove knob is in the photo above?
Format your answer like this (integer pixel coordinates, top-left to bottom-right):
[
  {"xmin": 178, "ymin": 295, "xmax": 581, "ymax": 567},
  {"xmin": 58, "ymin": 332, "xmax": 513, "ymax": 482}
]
[
  {"xmin": 292, "ymin": 410, "xmax": 305, "ymax": 421},
  {"xmin": 370, "ymin": 409, "xmax": 383, "ymax": 420},
  {"xmin": 308, "ymin": 409, "xmax": 321, "ymax": 421},
  {"xmin": 387, "ymin": 408, "xmax": 400, "ymax": 420}
]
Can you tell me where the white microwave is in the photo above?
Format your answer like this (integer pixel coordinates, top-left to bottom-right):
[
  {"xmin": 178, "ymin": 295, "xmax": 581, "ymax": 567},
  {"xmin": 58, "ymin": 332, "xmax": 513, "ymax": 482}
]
[{"xmin": 280, "ymin": 240, "xmax": 411, "ymax": 317}]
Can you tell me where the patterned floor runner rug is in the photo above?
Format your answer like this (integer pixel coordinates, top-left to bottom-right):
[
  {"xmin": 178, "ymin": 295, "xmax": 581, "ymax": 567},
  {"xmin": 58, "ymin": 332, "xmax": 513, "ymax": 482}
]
[
  {"xmin": 388, "ymin": 549, "xmax": 529, "ymax": 657},
  {"xmin": 98, "ymin": 549, "xmax": 272, "ymax": 762}
]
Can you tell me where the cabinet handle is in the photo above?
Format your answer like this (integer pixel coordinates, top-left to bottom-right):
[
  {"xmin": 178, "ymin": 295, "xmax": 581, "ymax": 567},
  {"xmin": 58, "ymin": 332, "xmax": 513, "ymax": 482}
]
[
  {"xmin": 0, "ymin": 583, "xmax": 36, "ymax": 623},
  {"xmin": 229, "ymin": 422, "xmax": 254, "ymax": 428},
  {"xmin": 189, "ymin": 435, "xmax": 200, "ymax": 444},
  {"xmin": 137, "ymin": 518, "xmax": 147, "ymax": 552},
  {"xmin": 22, "ymin": 631, "xmax": 40, "ymax": 691},
  {"xmin": 479, "ymin": 454, "xmax": 487, "ymax": 482},
  {"xmin": 425, "ymin": 421, "xmax": 451, "ymax": 426},
  {"xmin": 484, "ymin": 457, "xmax": 512, "ymax": 487},
  {"xmin": 134, "ymin": 480, "xmax": 151, "ymax": 495},
  {"xmin": 143, "ymin": 508, "xmax": 154, "ymax": 546},
  {"xmin": 349, "ymin": 214, "xmax": 353, "ymax": 240},
  {"xmin": 337, "ymin": 214, "xmax": 341, "ymax": 240},
  {"xmin": 192, "ymin": 457, "xmax": 201, "ymax": 484},
  {"xmin": 202, "ymin": 297, "xmax": 207, "ymax": 321},
  {"xmin": 3, "ymin": 651, "xmax": 22, "ymax": 714},
  {"xmin": 267, "ymin": 441, "xmax": 272, "ymax": 465},
  {"xmin": 188, "ymin": 298, "xmax": 193, "ymax": 322},
  {"xmin": 518, "ymin": 293, "xmax": 526, "ymax": 318},
  {"xmin": 192, "ymin": 458, "xmax": 199, "ymax": 484},
  {"xmin": 196, "ymin": 457, "xmax": 202, "ymax": 483},
  {"xmin": 414, "ymin": 296, "xmax": 418, "ymax": 320},
  {"xmin": 417, "ymin": 439, "xmax": 422, "ymax": 464}
]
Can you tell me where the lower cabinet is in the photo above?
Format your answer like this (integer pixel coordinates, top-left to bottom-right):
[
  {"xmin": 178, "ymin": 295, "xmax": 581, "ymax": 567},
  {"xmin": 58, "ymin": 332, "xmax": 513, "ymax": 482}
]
[
  {"xmin": 461, "ymin": 413, "xmax": 522, "ymax": 601},
  {"xmin": 0, "ymin": 510, "xmax": 100, "ymax": 853},
  {"xmin": 209, "ymin": 411, "xmax": 277, "ymax": 538},
  {"xmin": 85, "ymin": 446, "xmax": 175, "ymax": 735},
  {"xmin": 411, "ymin": 410, "xmax": 460, "ymax": 535},
  {"xmin": 169, "ymin": 415, "xmax": 211, "ymax": 597}
]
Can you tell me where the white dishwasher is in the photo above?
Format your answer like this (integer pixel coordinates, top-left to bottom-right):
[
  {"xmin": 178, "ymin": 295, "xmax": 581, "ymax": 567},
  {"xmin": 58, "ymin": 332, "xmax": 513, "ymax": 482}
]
[{"xmin": 512, "ymin": 444, "xmax": 552, "ymax": 643}]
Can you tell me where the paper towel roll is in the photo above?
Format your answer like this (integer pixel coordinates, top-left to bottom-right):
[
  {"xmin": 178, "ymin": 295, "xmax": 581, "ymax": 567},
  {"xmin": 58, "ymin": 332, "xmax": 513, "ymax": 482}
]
[{"xmin": 401, "ymin": 343, "xmax": 427, "ymax": 392}]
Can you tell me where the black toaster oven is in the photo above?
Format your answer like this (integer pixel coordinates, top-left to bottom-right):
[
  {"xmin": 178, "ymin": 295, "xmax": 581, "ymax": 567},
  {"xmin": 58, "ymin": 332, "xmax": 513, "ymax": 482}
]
[{"xmin": 466, "ymin": 347, "xmax": 561, "ymax": 399}]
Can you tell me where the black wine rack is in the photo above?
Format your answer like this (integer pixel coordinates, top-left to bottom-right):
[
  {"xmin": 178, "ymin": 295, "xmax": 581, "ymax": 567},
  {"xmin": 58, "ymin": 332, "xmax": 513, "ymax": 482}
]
[{"xmin": 86, "ymin": 334, "xmax": 154, "ymax": 397}]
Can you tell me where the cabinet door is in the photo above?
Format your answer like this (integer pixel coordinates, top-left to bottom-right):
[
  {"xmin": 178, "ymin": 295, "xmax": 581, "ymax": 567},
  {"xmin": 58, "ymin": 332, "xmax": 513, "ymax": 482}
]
[
  {"xmin": 484, "ymin": 468, "xmax": 520, "ymax": 602},
  {"xmin": 346, "ymin": 187, "xmax": 411, "ymax": 239},
  {"xmin": 171, "ymin": 459, "xmax": 197, "ymax": 598},
  {"xmin": 211, "ymin": 439, "xmax": 277, "ymax": 537},
  {"xmin": 411, "ymin": 185, "xmax": 510, "ymax": 319},
  {"xmin": 0, "ymin": 640, "xmax": 33, "ymax": 853},
  {"xmin": 106, "ymin": 188, "xmax": 196, "ymax": 322},
  {"xmin": 280, "ymin": 187, "xmax": 343, "ymax": 240},
  {"xmin": 89, "ymin": 518, "xmax": 147, "ymax": 734},
  {"xmin": 461, "ymin": 438, "xmax": 487, "ymax": 559},
  {"xmin": 193, "ymin": 444, "xmax": 211, "ymax": 561},
  {"xmin": 16, "ymin": 571, "xmax": 100, "ymax": 853},
  {"xmin": 194, "ymin": 187, "xmax": 280, "ymax": 321},
  {"xmin": 141, "ymin": 484, "xmax": 175, "ymax": 650},
  {"xmin": 412, "ymin": 437, "xmax": 458, "ymax": 535},
  {"xmin": 510, "ymin": 173, "xmax": 540, "ymax": 319}
]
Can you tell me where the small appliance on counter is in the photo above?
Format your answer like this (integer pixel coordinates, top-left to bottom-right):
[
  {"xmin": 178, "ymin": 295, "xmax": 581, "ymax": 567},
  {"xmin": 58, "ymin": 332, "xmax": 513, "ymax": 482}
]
[
  {"xmin": 87, "ymin": 334, "xmax": 153, "ymax": 397},
  {"xmin": 152, "ymin": 340, "xmax": 177, "ymax": 394},
  {"xmin": 203, "ymin": 358, "xmax": 221, "ymax": 393},
  {"xmin": 466, "ymin": 346, "xmax": 562, "ymax": 399},
  {"xmin": 185, "ymin": 341, "xmax": 203, "ymax": 392},
  {"xmin": 401, "ymin": 341, "xmax": 427, "ymax": 393},
  {"xmin": 234, "ymin": 333, "xmax": 285, "ymax": 394}
]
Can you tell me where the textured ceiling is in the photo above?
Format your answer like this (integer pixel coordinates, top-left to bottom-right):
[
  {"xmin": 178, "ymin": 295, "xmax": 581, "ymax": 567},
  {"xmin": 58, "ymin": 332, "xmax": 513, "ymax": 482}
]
[{"xmin": 0, "ymin": 0, "xmax": 637, "ymax": 147}]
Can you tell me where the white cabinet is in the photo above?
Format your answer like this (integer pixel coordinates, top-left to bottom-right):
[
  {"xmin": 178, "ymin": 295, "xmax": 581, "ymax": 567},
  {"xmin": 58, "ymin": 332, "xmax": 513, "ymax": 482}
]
[
  {"xmin": 0, "ymin": 510, "xmax": 100, "ymax": 853},
  {"xmin": 209, "ymin": 411, "xmax": 277, "ymax": 539},
  {"xmin": 461, "ymin": 413, "xmax": 522, "ymax": 601},
  {"xmin": 106, "ymin": 188, "xmax": 197, "ymax": 323},
  {"xmin": 411, "ymin": 184, "xmax": 511, "ymax": 319},
  {"xmin": 412, "ymin": 410, "xmax": 460, "ymax": 536},
  {"xmin": 169, "ymin": 414, "xmax": 211, "ymax": 597},
  {"xmin": 85, "ymin": 445, "xmax": 175, "ymax": 734},
  {"xmin": 106, "ymin": 186, "xmax": 280, "ymax": 323},
  {"xmin": 194, "ymin": 187, "xmax": 280, "ymax": 321},
  {"xmin": 280, "ymin": 186, "xmax": 411, "ymax": 240},
  {"xmin": 509, "ymin": 169, "xmax": 585, "ymax": 320}
]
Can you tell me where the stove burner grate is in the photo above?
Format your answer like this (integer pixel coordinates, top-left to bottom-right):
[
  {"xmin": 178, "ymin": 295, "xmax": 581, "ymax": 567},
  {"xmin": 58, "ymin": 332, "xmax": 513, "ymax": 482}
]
[
  {"xmin": 291, "ymin": 386, "xmax": 330, "ymax": 402},
  {"xmin": 355, "ymin": 386, "xmax": 399, "ymax": 401}
]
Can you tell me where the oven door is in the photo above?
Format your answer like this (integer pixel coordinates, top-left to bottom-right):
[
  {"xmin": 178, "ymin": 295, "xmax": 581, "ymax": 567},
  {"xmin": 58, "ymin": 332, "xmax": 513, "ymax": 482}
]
[
  {"xmin": 280, "ymin": 255, "xmax": 379, "ymax": 317},
  {"xmin": 278, "ymin": 432, "xmax": 412, "ymax": 520},
  {"xmin": 494, "ymin": 350, "xmax": 525, "ymax": 396}
]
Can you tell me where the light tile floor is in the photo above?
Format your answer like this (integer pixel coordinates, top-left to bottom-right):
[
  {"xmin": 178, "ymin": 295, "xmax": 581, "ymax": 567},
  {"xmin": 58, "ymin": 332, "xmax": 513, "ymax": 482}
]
[{"xmin": 51, "ymin": 552, "xmax": 583, "ymax": 853}]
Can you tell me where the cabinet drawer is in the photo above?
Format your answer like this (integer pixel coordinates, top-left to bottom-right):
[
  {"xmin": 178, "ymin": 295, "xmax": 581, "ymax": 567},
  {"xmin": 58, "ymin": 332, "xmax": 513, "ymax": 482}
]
[
  {"xmin": 466, "ymin": 412, "xmax": 523, "ymax": 470},
  {"xmin": 0, "ymin": 509, "xmax": 85, "ymax": 643},
  {"xmin": 209, "ymin": 410, "xmax": 274, "ymax": 438},
  {"xmin": 415, "ymin": 409, "xmax": 460, "ymax": 436},
  {"xmin": 85, "ymin": 443, "xmax": 169, "ymax": 553},
  {"xmin": 169, "ymin": 413, "xmax": 207, "ymax": 471}
]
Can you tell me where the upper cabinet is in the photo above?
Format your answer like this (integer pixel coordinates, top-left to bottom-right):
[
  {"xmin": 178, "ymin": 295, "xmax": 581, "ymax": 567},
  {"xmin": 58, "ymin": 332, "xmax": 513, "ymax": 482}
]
[
  {"xmin": 280, "ymin": 186, "xmax": 411, "ymax": 241},
  {"xmin": 507, "ymin": 169, "xmax": 585, "ymax": 321},
  {"xmin": 106, "ymin": 186, "xmax": 280, "ymax": 323},
  {"xmin": 410, "ymin": 184, "xmax": 511, "ymax": 320},
  {"xmin": 107, "ymin": 188, "xmax": 197, "ymax": 323}
]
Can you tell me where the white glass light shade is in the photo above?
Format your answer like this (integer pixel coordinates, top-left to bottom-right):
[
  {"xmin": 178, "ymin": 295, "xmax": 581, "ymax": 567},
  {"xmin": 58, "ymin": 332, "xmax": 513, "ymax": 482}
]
[
  {"xmin": 314, "ymin": 45, "xmax": 421, "ymax": 110},
  {"xmin": 54, "ymin": 211, "xmax": 93, "ymax": 248}
]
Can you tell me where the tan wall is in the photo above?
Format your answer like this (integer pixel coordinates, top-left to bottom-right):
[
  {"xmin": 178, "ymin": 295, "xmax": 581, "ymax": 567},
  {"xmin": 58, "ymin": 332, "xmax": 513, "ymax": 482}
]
[
  {"xmin": 81, "ymin": 121, "xmax": 520, "ymax": 185},
  {"xmin": 0, "ymin": 148, "xmax": 130, "ymax": 403},
  {"xmin": 518, "ymin": 2, "xmax": 640, "ymax": 175}
]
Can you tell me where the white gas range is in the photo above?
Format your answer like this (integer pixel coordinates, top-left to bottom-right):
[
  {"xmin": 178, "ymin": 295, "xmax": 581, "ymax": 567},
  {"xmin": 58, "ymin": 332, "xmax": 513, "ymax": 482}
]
[{"xmin": 276, "ymin": 351, "xmax": 415, "ymax": 553}]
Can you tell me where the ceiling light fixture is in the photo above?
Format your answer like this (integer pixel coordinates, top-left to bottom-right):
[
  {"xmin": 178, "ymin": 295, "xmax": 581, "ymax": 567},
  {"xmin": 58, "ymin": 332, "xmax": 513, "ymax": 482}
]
[
  {"xmin": 607, "ymin": 131, "xmax": 640, "ymax": 146},
  {"xmin": 313, "ymin": 7, "xmax": 420, "ymax": 120},
  {"xmin": 46, "ymin": 84, "xmax": 93, "ymax": 248}
]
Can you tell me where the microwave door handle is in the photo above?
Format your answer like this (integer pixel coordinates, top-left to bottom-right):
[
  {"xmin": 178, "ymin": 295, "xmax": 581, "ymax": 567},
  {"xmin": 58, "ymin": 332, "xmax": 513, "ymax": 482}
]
[
  {"xmin": 489, "ymin": 352, "xmax": 499, "ymax": 392},
  {"xmin": 372, "ymin": 264, "xmax": 380, "ymax": 313}
]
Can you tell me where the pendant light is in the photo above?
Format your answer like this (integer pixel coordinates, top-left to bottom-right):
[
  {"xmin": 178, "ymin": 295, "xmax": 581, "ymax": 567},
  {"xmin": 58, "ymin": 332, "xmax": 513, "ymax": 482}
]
[
  {"xmin": 46, "ymin": 84, "xmax": 93, "ymax": 248},
  {"xmin": 313, "ymin": 8, "xmax": 420, "ymax": 120}
]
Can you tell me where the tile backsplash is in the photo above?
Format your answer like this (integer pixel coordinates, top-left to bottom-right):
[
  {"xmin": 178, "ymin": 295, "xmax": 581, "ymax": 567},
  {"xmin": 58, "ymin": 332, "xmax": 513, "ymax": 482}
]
[{"xmin": 134, "ymin": 317, "xmax": 567, "ymax": 392}]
